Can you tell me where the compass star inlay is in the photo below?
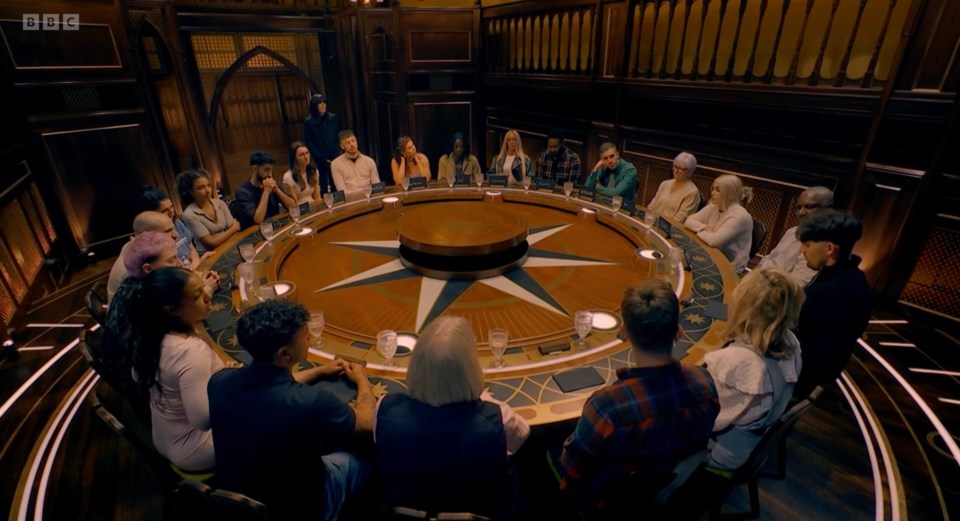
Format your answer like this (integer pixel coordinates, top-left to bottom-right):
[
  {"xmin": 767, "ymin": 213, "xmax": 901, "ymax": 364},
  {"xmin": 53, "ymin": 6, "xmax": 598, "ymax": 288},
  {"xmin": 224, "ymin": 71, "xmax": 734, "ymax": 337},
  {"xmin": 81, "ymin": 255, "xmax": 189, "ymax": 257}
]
[{"xmin": 317, "ymin": 224, "xmax": 618, "ymax": 331}]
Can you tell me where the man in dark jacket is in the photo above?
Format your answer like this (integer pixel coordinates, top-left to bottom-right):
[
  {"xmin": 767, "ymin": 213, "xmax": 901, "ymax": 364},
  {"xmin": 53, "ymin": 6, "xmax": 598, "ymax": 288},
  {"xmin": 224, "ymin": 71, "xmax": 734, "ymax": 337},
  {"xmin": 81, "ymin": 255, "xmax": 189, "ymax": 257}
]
[
  {"xmin": 794, "ymin": 209, "xmax": 871, "ymax": 399},
  {"xmin": 304, "ymin": 93, "xmax": 340, "ymax": 194}
]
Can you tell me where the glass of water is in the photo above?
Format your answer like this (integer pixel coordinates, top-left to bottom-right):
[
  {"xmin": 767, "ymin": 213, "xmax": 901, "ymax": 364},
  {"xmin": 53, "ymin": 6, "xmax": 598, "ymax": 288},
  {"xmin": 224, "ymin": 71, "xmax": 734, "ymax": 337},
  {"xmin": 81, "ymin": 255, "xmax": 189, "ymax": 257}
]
[
  {"xmin": 238, "ymin": 243, "xmax": 255, "ymax": 263},
  {"xmin": 522, "ymin": 176, "xmax": 532, "ymax": 191},
  {"xmin": 447, "ymin": 174, "xmax": 456, "ymax": 191},
  {"xmin": 401, "ymin": 176, "xmax": 410, "ymax": 193},
  {"xmin": 475, "ymin": 172, "xmax": 484, "ymax": 191},
  {"xmin": 323, "ymin": 192, "xmax": 334, "ymax": 210},
  {"xmin": 611, "ymin": 195, "xmax": 623, "ymax": 217},
  {"xmin": 574, "ymin": 310, "xmax": 594, "ymax": 350},
  {"xmin": 289, "ymin": 205, "xmax": 302, "ymax": 233},
  {"xmin": 308, "ymin": 311, "xmax": 325, "ymax": 347},
  {"xmin": 376, "ymin": 329, "xmax": 399, "ymax": 367},
  {"xmin": 260, "ymin": 222, "xmax": 275, "ymax": 242},
  {"xmin": 489, "ymin": 328, "xmax": 508, "ymax": 368},
  {"xmin": 563, "ymin": 181, "xmax": 574, "ymax": 199}
]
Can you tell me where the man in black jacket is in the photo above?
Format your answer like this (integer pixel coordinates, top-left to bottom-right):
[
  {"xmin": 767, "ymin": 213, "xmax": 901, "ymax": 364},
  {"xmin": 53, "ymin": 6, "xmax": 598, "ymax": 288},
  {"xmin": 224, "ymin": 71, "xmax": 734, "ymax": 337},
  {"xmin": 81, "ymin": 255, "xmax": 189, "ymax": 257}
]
[
  {"xmin": 304, "ymin": 93, "xmax": 340, "ymax": 194},
  {"xmin": 794, "ymin": 209, "xmax": 871, "ymax": 399}
]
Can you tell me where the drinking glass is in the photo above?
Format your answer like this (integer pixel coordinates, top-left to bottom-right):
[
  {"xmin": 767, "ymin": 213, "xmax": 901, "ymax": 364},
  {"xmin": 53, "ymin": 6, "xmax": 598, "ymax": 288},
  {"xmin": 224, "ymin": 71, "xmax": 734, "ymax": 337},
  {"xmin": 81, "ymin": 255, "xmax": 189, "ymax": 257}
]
[
  {"xmin": 289, "ymin": 205, "xmax": 302, "ymax": 233},
  {"xmin": 474, "ymin": 172, "xmax": 484, "ymax": 191},
  {"xmin": 489, "ymin": 328, "xmax": 509, "ymax": 368},
  {"xmin": 401, "ymin": 176, "xmax": 410, "ymax": 193},
  {"xmin": 668, "ymin": 247, "xmax": 684, "ymax": 277},
  {"xmin": 376, "ymin": 329, "xmax": 398, "ymax": 367},
  {"xmin": 308, "ymin": 311, "xmax": 325, "ymax": 347},
  {"xmin": 237, "ymin": 261, "xmax": 255, "ymax": 294},
  {"xmin": 611, "ymin": 195, "xmax": 623, "ymax": 217},
  {"xmin": 447, "ymin": 174, "xmax": 456, "ymax": 191},
  {"xmin": 522, "ymin": 176, "xmax": 532, "ymax": 191},
  {"xmin": 563, "ymin": 181, "xmax": 574, "ymax": 199},
  {"xmin": 645, "ymin": 211, "xmax": 657, "ymax": 229},
  {"xmin": 323, "ymin": 192, "xmax": 335, "ymax": 210},
  {"xmin": 574, "ymin": 310, "xmax": 594, "ymax": 350},
  {"xmin": 260, "ymin": 222, "xmax": 275, "ymax": 242},
  {"xmin": 363, "ymin": 184, "xmax": 373, "ymax": 202},
  {"xmin": 256, "ymin": 285, "xmax": 277, "ymax": 302},
  {"xmin": 238, "ymin": 243, "xmax": 255, "ymax": 263}
]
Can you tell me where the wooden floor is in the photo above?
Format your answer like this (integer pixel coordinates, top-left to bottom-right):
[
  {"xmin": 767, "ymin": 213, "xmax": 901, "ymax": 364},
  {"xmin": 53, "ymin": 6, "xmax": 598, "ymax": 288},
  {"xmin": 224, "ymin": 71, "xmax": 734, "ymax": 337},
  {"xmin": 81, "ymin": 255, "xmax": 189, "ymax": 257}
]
[{"xmin": 1, "ymin": 263, "xmax": 958, "ymax": 520}]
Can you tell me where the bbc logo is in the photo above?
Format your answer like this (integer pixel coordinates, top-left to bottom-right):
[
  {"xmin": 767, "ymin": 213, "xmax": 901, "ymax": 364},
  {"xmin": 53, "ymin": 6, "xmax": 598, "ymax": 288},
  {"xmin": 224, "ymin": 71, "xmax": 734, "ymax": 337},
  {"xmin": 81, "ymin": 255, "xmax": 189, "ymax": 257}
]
[{"xmin": 22, "ymin": 14, "xmax": 80, "ymax": 31}]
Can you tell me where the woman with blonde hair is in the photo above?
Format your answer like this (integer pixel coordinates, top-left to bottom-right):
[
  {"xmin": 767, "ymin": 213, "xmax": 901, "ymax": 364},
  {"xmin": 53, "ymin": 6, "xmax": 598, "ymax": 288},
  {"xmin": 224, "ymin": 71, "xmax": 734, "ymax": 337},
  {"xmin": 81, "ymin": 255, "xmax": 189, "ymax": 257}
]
[
  {"xmin": 391, "ymin": 135, "xmax": 432, "ymax": 185},
  {"xmin": 374, "ymin": 317, "xmax": 530, "ymax": 518},
  {"xmin": 488, "ymin": 129, "xmax": 533, "ymax": 186},
  {"xmin": 684, "ymin": 174, "xmax": 754, "ymax": 272},
  {"xmin": 703, "ymin": 267, "xmax": 804, "ymax": 470}
]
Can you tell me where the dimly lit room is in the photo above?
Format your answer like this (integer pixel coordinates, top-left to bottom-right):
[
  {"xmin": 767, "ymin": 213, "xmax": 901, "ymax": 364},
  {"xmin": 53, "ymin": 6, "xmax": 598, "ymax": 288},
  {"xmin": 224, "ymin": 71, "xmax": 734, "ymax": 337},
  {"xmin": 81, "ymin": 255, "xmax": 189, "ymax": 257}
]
[{"xmin": 0, "ymin": 0, "xmax": 958, "ymax": 519}]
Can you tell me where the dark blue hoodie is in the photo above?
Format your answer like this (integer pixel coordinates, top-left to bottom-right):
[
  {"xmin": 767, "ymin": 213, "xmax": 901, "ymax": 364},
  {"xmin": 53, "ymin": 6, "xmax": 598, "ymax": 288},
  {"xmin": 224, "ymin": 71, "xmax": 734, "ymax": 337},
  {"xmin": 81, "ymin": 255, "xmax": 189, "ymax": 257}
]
[{"xmin": 304, "ymin": 94, "xmax": 340, "ymax": 192}]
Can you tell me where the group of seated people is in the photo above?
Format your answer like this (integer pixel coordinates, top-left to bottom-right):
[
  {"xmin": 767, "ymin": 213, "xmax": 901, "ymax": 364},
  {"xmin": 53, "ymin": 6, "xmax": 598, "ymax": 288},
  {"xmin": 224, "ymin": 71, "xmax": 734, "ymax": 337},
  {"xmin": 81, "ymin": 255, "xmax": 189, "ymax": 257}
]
[{"xmin": 94, "ymin": 97, "xmax": 873, "ymax": 519}]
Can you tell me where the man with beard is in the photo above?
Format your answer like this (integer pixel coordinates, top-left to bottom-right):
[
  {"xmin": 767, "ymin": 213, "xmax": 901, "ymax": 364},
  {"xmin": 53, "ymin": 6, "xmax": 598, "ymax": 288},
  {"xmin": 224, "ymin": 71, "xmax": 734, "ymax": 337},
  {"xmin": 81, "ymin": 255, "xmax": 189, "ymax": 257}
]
[
  {"xmin": 535, "ymin": 128, "xmax": 582, "ymax": 185},
  {"xmin": 234, "ymin": 151, "xmax": 298, "ymax": 229}
]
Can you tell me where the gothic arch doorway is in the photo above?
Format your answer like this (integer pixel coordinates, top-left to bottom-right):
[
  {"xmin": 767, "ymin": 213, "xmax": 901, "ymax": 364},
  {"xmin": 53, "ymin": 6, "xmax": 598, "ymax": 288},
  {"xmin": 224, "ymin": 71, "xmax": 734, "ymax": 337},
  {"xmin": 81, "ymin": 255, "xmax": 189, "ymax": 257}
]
[{"xmin": 207, "ymin": 46, "xmax": 320, "ymax": 193}]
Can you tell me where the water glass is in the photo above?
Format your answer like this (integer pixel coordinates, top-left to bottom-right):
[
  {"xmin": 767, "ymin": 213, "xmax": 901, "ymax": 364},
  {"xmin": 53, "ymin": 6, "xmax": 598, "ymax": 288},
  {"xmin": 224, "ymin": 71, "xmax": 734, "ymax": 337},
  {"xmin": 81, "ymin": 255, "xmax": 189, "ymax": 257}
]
[
  {"xmin": 238, "ymin": 243, "xmax": 255, "ymax": 262},
  {"xmin": 256, "ymin": 285, "xmax": 277, "ymax": 303},
  {"xmin": 563, "ymin": 181, "xmax": 574, "ymax": 198},
  {"xmin": 363, "ymin": 184, "xmax": 373, "ymax": 201},
  {"xmin": 447, "ymin": 174, "xmax": 456, "ymax": 190},
  {"xmin": 611, "ymin": 195, "xmax": 623, "ymax": 216},
  {"xmin": 237, "ymin": 262, "xmax": 255, "ymax": 292},
  {"xmin": 574, "ymin": 310, "xmax": 594, "ymax": 349},
  {"xmin": 376, "ymin": 330, "xmax": 399, "ymax": 367},
  {"xmin": 401, "ymin": 176, "xmax": 410, "ymax": 193},
  {"xmin": 489, "ymin": 328, "xmax": 509, "ymax": 368},
  {"xmin": 260, "ymin": 222, "xmax": 275, "ymax": 241},
  {"xmin": 289, "ymin": 205, "xmax": 302, "ymax": 232},
  {"xmin": 475, "ymin": 172, "xmax": 484, "ymax": 191},
  {"xmin": 522, "ymin": 176, "xmax": 532, "ymax": 191},
  {"xmin": 308, "ymin": 311, "xmax": 325, "ymax": 346},
  {"xmin": 323, "ymin": 192, "xmax": 335, "ymax": 210},
  {"xmin": 668, "ymin": 247, "xmax": 684, "ymax": 276}
]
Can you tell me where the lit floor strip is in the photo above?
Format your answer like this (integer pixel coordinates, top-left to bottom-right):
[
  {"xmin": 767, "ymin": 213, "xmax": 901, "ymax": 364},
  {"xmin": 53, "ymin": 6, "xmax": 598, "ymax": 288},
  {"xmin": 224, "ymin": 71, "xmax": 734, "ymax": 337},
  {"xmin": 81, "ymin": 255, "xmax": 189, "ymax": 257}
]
[
  {"xmin": 24, "ymin": 323, "xmax": 85, "ymax": 328},
  {"xmin": 0, "ymin": 338, "xmax": 80, "ymax": 420},
  {"xmin": 858, "ymin": 338, "xmax": 960, "ymax": 465},
  {"xmin": 17, "ymin": 370, "xmax": 97, "ymax": 521},
  {"xmin": 879, "ymin": 342, "xmax": 917, "ymax": 348},
  {"xmin": 17, "ymin": 346, "xmax": 55, "ymax": 352},
  {"xmin": 909, "ymin": 368, "xmax": 960, "ymax": 377},
  {"xmin": 869, "ymin": 320, "xmax": 909, "ymax": 325},
  {"xmin": 34, "ymin": 372, "xmax": 98, "ymax": 521},
  {"xmin": 938, "ymin": 397, "xmax": 960, "ymax": 406},
  {"xmin": 837, "ymin": 376, "xmax": 885, "ymax": 521},
  {"xmin": 841, "ymin": 372, "xmax": 901, "ymax": 521}
]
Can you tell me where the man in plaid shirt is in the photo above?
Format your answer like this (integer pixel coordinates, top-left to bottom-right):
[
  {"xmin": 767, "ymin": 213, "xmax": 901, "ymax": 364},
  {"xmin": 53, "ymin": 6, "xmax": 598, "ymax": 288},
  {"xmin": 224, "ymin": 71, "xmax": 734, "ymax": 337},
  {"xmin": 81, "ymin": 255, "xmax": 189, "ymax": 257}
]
[
  {"xmin": 559, "ymin": 278, "xmax": 719, "ymax": 518},
  {"xmin": 536, "ymin": 128, "xmax": 582, "ymax": 185}
]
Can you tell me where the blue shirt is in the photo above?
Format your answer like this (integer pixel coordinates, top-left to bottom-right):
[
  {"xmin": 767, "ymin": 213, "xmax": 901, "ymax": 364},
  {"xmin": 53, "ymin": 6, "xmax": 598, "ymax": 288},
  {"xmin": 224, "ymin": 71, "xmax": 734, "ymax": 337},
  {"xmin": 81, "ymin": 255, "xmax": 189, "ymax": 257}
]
[{"xmin": 174, "ymin": 218, "xmax": 193, "ymax": 264}]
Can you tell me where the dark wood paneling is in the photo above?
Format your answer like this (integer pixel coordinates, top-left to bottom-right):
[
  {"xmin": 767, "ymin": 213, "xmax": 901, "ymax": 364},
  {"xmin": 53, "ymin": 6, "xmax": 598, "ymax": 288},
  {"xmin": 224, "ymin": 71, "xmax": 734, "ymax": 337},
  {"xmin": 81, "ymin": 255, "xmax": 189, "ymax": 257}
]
[
  {"xmin": 41, "ymin": 124, "xmax": 165, "ymax": 249},
  {"xmin": 411, "ymin": 100, "xmax": 472, "ymax": 168},
  {"xmin": 409, "ymin": 31, "xmax": 472, "ymax": 63},
  {"xmin": 400, "ymin": 10, "xmax": 476, "ymax": 70},
  {"xmin": 0, "ymin": 21, "xmax": 121, "ymax": 69}
]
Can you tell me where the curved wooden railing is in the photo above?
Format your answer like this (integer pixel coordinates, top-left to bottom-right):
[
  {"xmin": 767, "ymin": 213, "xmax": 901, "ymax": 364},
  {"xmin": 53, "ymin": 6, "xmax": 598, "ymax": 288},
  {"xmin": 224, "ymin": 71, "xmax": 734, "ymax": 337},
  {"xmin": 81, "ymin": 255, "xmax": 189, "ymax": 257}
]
[{"xmin": 483, "ymin": 0, "xmax": 916, "ymax": 88}]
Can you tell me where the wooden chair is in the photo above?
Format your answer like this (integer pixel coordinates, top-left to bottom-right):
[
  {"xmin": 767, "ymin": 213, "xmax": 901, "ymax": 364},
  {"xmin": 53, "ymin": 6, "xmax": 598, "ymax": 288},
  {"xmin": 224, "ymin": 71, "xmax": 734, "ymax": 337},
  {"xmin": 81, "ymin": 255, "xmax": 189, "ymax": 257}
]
[
  {"xmin": 175, "ymin": 479, "xmax": 273, "ymax": 521},
  {"xmin": 712, "ymin": 386, "xmax": 823, "ymax": 520},
  {"xmin": 84, "ymin": 281, "xmax": 108, "ymax": 326},
  {"xmin": 749, "ymin": 219, "xmax": 767, "ymax": 260}
]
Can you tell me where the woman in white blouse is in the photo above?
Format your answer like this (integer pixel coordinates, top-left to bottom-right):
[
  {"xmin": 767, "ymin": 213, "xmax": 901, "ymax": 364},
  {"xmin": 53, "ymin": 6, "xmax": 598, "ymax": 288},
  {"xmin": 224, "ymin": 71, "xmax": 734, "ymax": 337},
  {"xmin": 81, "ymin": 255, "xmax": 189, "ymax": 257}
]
[
  {"xmin": 704, "ymin": 267, "xmax": 804, "ymax": 470},
  {"xmin": 648, "ymin": 151, "xmax": 701, "ymax": 222},
  {"xmin": 684, "ymin": 174, "xmax": 754, "ymax": 272},
  {"xmin": 282, "ymin": 141, "xmax": 321, "ymax": 205},
  {"xmin": 128, "ymin": 267, "xmax": 225, "ymax": 472},
  {"xmin": 178, "ymin": 169, "xmax": 239, "ymax": 255}
]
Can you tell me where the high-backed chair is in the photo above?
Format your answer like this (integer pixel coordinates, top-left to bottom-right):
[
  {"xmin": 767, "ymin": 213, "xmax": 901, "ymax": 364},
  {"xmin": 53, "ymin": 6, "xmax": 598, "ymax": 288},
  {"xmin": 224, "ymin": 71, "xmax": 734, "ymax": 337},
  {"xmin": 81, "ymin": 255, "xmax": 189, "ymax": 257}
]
[
  {"xmin": 84, "ymin": 281, "xmax": 108, "ymax": 326},
  {"xmin": 80, "ymin": 329, "xmax": 149, "ymax": 423},
  {"xmin": 712, "ymin": 386, "xmax": 823, "ymax": 520},
  {"xmin": 749, "ymin": 219, "xmax": 767, "ymax": 260},
  {"xmin": 175, "ymin": 479, "xmax": 273, "ymax": 521}
]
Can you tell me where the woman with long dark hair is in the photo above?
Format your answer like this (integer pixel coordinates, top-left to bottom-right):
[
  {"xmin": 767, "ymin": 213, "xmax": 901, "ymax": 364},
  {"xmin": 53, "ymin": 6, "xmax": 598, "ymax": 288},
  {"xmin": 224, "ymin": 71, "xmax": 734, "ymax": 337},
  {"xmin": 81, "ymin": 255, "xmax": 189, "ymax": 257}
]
[
  {"xmin": 128, "ymin": 267, "xmax": 224, "ymax": 472},
  {"xmin": 391, "ymin": 136, "xmax": 432, "ymax": 185},
  {"xmin": 437, "ymin": 132, "xmax": 481, "ymax": 184},
  {"xmin": 282, "ymin": 140, "xmax": 321, "ymax": 205},
  {"xmin": 178, "ymin": 169, "xmax": 239, "ymax": 254}
]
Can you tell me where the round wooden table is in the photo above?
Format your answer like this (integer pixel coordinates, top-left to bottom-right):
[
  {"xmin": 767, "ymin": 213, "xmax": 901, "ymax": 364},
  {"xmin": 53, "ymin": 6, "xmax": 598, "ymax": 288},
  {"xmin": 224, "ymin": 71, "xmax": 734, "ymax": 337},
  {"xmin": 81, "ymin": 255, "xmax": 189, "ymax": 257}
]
[{"xmin": 203, "ymin": 185, "xmax": 739, "ymax": 425}]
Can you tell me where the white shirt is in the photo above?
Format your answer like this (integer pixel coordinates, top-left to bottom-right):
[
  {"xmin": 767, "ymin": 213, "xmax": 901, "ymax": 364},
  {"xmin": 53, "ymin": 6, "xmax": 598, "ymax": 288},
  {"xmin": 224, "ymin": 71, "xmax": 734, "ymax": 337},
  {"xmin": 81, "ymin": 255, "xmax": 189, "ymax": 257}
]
[
  {"xmin": 331, "ymin": 152, "xmax": 380, "ymax": 199},
  {"xmin": 281, "ymin": 169, "xmax": 317, "ymax": 205},
  {"xmin": 758, "ymin": 226, "xmax": 818, "ymax": 285},
  {"xmin": 684, "ymin": 203, "xmax": 753, "ymax": 272}
]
